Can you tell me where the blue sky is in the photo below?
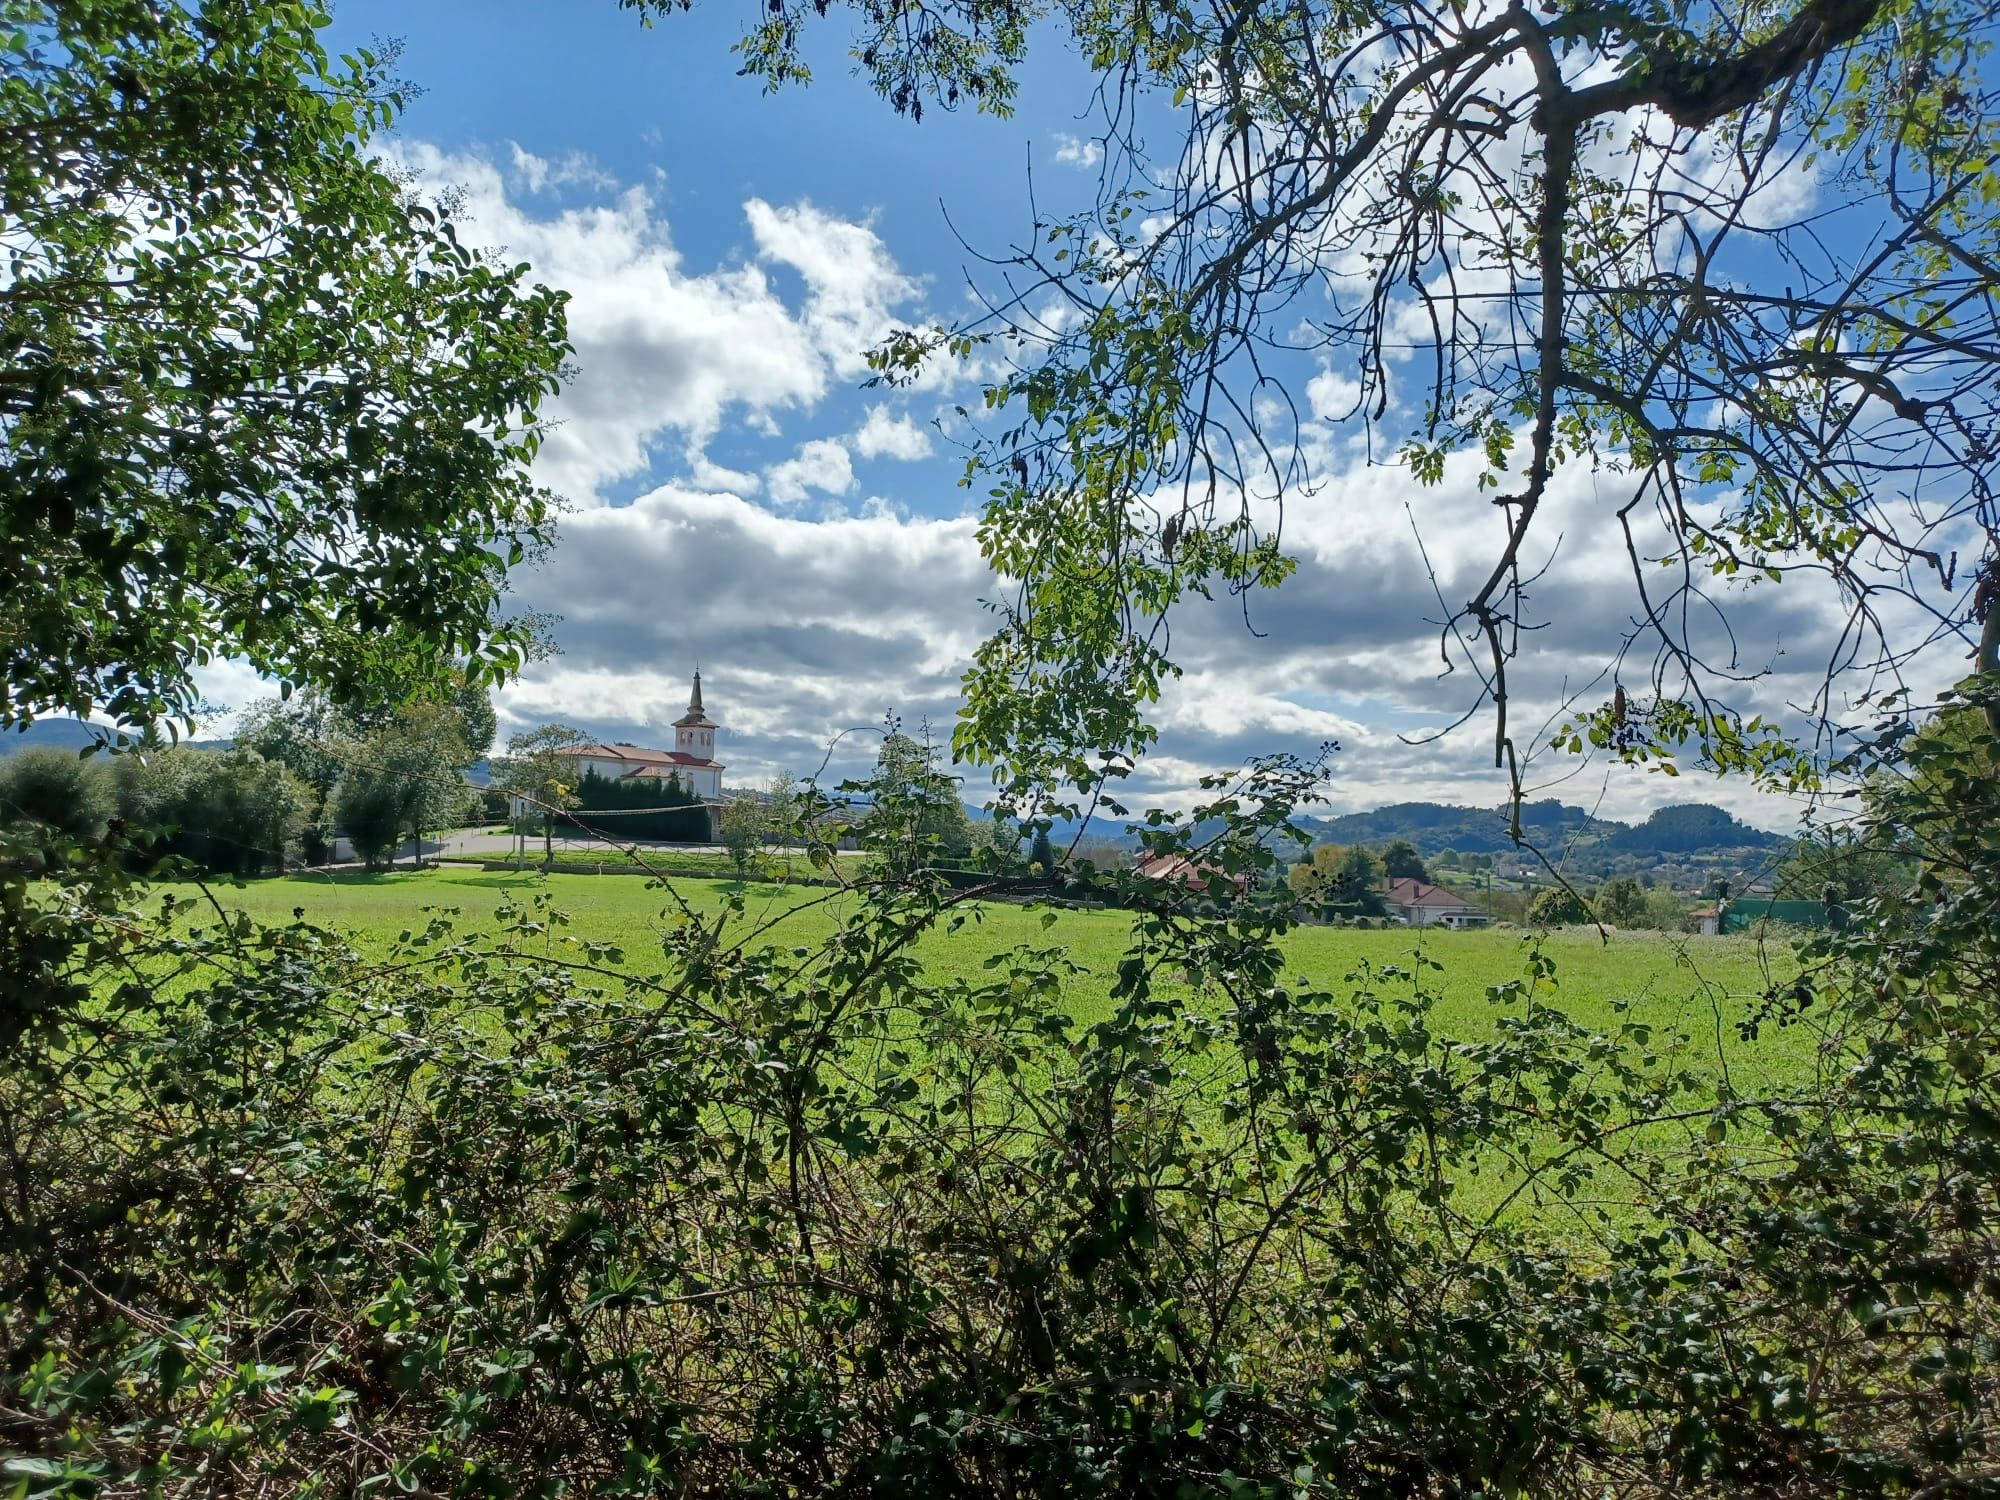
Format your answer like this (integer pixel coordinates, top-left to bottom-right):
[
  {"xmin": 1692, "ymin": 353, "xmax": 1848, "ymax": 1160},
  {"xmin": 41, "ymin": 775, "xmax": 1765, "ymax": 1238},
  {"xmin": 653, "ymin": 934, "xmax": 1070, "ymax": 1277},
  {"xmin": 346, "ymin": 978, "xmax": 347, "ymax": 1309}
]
[
  {"xmin": 325, "ymin": 0, "xmax": 1054, "ymax": 508},
  {"xmin": 188, "ymin": 0, "xmax": 1958, "ymax": 832}
]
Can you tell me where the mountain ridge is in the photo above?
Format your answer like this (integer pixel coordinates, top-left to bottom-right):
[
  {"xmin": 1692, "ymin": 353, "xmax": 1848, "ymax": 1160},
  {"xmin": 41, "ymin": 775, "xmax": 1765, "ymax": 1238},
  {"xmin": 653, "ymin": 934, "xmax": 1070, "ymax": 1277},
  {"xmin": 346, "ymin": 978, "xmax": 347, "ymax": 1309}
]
[
  {"xmin": 1, "ymin": 718, "xmax": 232, "ymax": 756},
  {"xmin": 1037, "ymin": 797, "xmax": 1787, "ymax": 879},
  {"xmin": 9, "ymin": 720, "xmax": 1785, "ymax": 869},
  {"xmin": 1294, "ymin": 798, "xmax": 1783, "ymax": 856}
]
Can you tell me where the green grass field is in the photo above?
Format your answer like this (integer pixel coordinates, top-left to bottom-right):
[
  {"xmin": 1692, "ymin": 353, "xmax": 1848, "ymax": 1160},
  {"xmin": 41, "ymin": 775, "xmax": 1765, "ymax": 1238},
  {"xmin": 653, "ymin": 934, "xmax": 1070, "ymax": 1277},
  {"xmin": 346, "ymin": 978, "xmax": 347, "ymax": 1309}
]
[{"xmin": 168, "ymin": 865, "xmax": 1811, "ymax": 1088}]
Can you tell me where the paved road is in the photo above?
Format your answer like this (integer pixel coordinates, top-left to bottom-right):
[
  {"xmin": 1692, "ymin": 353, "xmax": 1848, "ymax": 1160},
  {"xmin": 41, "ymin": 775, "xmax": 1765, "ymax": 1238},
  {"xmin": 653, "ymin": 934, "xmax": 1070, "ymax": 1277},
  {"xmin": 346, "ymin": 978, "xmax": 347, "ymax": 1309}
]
[
  {"xmin": 359, "ymin": 829, "xmax": 837, "ymax": 866},
  {"xmin": 432, "ymin": 828, "xmax": 730, "ymax": 860}
]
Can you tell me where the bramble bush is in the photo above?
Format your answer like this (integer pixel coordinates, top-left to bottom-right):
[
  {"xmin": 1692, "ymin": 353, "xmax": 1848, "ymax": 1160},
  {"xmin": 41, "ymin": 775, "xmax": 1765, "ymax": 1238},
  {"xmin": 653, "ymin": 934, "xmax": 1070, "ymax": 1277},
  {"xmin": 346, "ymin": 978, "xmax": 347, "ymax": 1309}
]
[
  {"xmin": 0, "ymin": 751, "xmax": 113, "ymax": 868},
  {"xmin": 4, "ymin": 698, "xmax": 1997, "ymax": 1494},
  {"xmin": 1526, "ymin": 886, "xmax": 1592, "ymax": 928}
]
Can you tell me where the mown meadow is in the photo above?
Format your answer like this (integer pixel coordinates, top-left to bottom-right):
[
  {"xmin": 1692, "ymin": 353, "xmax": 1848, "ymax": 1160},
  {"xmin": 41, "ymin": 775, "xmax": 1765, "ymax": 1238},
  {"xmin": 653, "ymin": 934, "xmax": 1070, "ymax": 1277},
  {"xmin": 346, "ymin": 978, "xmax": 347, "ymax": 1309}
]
[
  {"xmin": 40, "ymin": 779, "xmax": 1984, "ymax": 1497},
  {"xmin": 167, "ymin": 864, "xmax": 1816, "ymax": 1092}
]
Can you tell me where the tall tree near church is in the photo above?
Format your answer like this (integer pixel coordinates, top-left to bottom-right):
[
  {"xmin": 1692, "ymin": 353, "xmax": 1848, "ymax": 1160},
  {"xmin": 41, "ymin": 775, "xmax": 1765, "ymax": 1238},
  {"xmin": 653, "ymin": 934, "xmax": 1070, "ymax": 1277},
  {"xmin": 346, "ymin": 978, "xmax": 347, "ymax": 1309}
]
[
  {"xmin": 495, "ymin": 724, "xmax": 591, "ymax": 867},
  {"xmin": 360, "ymin": 702, "xmax": 476, "ymax": 866},
  {"xmin": 241, "ymin": 677, "xmax": 493, "ymax": 863},
  {"xmin": 719, "ymin": 796, "xmax": 766, "ymax": 882},
  {"xmin": 860, "ymin": 727, "xmax": 975, "ymax": 875}
]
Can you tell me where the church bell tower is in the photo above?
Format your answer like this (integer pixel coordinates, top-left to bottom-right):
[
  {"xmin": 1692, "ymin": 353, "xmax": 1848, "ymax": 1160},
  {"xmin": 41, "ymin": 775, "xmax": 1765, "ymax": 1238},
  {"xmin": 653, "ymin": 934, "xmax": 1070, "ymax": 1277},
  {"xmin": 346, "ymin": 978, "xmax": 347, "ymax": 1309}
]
[{"xmin": 673, "ymin": 670, "xmax": 716, "ymax": 762}]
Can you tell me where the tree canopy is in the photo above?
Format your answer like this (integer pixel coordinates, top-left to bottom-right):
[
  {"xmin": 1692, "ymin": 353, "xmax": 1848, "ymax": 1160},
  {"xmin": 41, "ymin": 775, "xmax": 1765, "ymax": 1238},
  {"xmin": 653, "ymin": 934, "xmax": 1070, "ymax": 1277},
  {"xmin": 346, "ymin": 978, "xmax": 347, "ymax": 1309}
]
[
  {"xmin": 238, "ymin": 683, "xmax": 490, "ymax": 865},
  {"xmin": 1379, "ymin": 838, "xmax": 1427, "ymax": 884},
  {"xmin": 493, "ymin": 723, "xmax": 593, "ymax": 818},
  {"xmin": 1287, "ymin": 839, "xmax": 1387, "ymax": 914},
  {"xmin": 1, "ymin": 0, "xmax": 570, "ymax": 735},
  {"xmin": 858, "ymin": 728, "xmax": 976, "ymax": 871},
  {"xmin": 635, "ymin": 0, "xmax": 2000, "ymax": 821}
]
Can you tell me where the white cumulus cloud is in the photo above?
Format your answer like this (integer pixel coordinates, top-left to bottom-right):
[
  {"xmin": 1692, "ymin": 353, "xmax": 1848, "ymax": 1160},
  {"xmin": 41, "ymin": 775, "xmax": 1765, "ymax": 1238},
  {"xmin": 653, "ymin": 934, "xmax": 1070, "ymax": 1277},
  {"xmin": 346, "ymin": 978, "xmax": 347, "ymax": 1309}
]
[
  {"xmin": 1052, "ymin": 133, "xmax": 1104, "ymax": 169},
  {"xmin": 745, "ymin": 199, "xmax": 921, "ymax": 380},
  {"xmin": 852, "ymin": 406, "xmax": 934, "ymax": 461},
  {"xmin": 764, "ymin": 438, "xmax": 856, "ymax": 505},
  {"xmin": 383, "ymin": 145, "xmax": 922, "ymax": 505}
]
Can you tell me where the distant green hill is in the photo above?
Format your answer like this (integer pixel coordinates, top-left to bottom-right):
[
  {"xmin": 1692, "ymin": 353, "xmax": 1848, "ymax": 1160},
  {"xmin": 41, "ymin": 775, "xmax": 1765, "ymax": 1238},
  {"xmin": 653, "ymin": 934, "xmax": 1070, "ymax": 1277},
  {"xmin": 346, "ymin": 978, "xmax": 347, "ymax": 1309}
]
[
  {"xmin": 0, "ymin": 718, "xmax": 133, "ymax": 756},
  {"xmin": 1298, "ymin": 799, "xmax": 1603, "ymax": 854},
  {"xmin": 1026, "ymin": 794, "xmax": 1785, "ymax": 873},
  {"xmin": 1290, "ymin": 798, "xmax": 1783, "ymax": 869},
  {"xmin": 0, "ymin": 719, "xmax": 231, "ymax": 756},
  {"xmin": 1604, "ymin": 802, "xmax": 1781, "ymax": 854}
]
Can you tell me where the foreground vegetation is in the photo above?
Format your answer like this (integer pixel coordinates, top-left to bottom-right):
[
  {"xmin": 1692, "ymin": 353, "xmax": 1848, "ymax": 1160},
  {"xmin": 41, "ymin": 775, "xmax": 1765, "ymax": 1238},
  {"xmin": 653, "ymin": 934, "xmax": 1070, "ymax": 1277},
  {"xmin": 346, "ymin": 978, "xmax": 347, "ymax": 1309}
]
[
  {"xmin": 6, "ymin": 0, "xmax": 1999, "ymax": 1492},
  {"xmin": 12, "ymin": 726, "xmax": 1998, "ymax": 1495}
]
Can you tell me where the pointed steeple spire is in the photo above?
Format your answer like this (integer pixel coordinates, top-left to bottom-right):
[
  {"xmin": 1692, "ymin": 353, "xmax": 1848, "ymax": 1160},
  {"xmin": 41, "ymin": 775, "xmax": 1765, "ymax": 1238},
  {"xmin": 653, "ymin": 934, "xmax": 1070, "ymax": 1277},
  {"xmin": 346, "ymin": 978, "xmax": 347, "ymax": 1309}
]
[{"xmin": 674, "ymin": 667, "xmax": 716, "ymax": 729}]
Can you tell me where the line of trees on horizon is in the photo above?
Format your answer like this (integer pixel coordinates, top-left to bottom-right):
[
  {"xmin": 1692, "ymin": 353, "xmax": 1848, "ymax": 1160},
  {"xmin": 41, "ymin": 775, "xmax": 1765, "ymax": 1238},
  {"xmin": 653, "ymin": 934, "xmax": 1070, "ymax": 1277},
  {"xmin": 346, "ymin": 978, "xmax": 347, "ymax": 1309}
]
[
  {"xmin": 1274, "ymin": 854, "xmax": 1883, "ymax": 934},
  {"xmin": 0, "ymin": 684, "xmax": 495, "ymax": 875}
]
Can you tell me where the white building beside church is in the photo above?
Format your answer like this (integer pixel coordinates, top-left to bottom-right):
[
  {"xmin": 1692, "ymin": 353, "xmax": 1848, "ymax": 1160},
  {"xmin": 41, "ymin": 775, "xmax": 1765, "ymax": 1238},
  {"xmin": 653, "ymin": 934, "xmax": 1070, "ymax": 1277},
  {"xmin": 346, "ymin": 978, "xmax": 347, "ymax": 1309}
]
[{"xmin": 557, "ymin": 672, "xmax": 726, "ymax": 801}]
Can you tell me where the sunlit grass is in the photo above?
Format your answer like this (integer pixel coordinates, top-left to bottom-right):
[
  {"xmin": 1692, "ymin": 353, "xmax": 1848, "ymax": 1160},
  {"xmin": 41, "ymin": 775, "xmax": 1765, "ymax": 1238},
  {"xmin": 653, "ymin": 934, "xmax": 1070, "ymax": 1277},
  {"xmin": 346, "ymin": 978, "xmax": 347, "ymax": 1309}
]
[{"xmin": 166, "ymin": 866, "xmax": 1804, "ymax": 1071}]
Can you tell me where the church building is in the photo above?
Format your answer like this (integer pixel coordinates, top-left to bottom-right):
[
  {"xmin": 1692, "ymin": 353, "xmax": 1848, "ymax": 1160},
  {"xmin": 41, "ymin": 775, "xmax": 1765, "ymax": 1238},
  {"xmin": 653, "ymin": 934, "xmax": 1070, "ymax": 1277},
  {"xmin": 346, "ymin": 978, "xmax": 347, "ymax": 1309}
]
[{"xmin": 557, "ymin": 672, "xmax": 726, "ymax": 801}]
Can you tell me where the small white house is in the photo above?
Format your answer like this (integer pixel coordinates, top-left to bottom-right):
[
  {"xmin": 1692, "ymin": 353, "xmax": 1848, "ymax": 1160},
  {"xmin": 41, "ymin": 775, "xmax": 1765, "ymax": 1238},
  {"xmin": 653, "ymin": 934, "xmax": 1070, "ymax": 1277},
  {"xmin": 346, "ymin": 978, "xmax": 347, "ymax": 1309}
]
[{"xmin": 1385, "ymin": 876, "xmax": 1490, "ymax": 928}]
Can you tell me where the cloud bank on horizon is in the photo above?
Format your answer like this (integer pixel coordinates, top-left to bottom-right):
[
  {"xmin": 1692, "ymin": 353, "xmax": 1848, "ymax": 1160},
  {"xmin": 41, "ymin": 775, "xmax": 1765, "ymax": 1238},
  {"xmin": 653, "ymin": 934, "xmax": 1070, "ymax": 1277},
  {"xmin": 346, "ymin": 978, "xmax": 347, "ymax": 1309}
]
[{"xmin": 195, "ymin": 134, "xmax": 1947, "ymax": 834}]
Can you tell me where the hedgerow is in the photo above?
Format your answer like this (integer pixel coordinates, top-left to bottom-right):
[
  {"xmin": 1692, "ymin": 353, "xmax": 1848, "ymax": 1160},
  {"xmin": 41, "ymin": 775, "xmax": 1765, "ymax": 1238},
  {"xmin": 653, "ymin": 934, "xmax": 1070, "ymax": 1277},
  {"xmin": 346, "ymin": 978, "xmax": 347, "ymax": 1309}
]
[{"xmin": 4, "ymin": 714, "xmax": 1996, "ymax": 1495}]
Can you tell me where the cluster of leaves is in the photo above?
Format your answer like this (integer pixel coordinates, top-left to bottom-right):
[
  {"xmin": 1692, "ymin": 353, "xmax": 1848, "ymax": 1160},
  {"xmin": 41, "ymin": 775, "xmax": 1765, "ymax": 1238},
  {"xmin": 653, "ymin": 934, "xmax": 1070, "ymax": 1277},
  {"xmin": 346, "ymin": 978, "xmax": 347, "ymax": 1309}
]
[
  {"xmin": 717, "ymin": 783, "xmax": 797, "ymax": 882},
  {"xmin": 490, "ymin": 724, "xmax": 592, "ymax": 820},
  {"xmin": 1285, "ymin": 841, "xmax": 1385, "ymax": 917},
  {"xmin": 0, "ymin": 676, "xmax": 496, "ymax": 879},
  {"xmin": 1586, "ymin": 875, "xmax": 1697, "ymax": 931},
  {"xmin": 239, "ymin": 685, "xmax": 494, "ymax": 869},
  {"xmin": 1525, "ymin": 885, "xmax": 1593, "ymax": 928},
  {"xmin": 0, "ymin": 0, "xmax": 571, "ymax": 735},
  {"xmin": 846, "ymin": 726, "xmax": 978, "ymax": 877},
  {"xmin": 5, "ymin": 725, "xmax": 1997, "ymax": 1494}
]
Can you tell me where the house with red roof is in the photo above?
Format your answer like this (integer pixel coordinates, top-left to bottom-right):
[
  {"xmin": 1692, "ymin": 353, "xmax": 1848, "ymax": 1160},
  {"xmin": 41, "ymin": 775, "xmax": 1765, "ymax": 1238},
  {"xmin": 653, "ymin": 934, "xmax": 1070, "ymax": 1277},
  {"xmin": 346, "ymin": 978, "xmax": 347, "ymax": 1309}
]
[
  {"xmin": 1134, "ymin": 851, "xmax": 1251, "ymax": 897},
  {"xmin": 1384, "ymin": 876, "xmax": 1489, "ymax": 928}
]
